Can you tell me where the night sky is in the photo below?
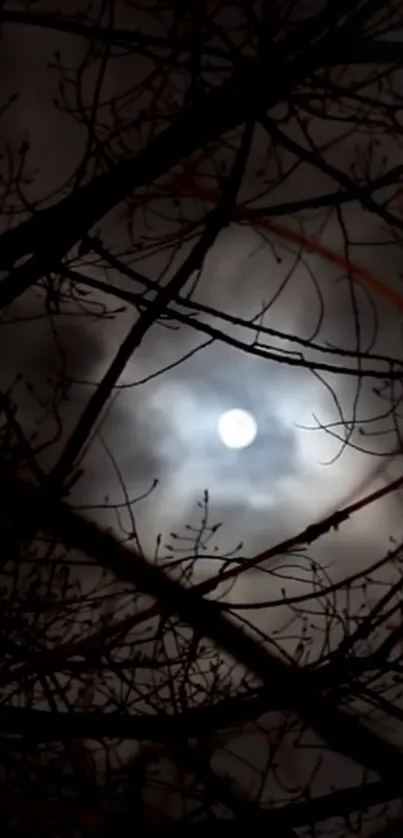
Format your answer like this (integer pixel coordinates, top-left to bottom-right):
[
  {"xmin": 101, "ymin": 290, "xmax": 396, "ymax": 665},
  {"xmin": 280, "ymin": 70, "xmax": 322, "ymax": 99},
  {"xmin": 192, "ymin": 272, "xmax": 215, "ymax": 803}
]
[
  {"xmin": 2, "ymin": 3, "xmax": 403, "ymax": 827},
  {"xmin": 1, "ymin": 1, "xmax": 403, "ymax": 589}
]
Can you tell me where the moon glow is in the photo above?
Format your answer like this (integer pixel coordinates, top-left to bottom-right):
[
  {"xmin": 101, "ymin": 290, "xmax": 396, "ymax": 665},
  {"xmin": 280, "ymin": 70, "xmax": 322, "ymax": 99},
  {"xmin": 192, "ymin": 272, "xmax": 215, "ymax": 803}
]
[{"xmin": 217, "ymin": 409, "xmax": 257, "ymax": 450}]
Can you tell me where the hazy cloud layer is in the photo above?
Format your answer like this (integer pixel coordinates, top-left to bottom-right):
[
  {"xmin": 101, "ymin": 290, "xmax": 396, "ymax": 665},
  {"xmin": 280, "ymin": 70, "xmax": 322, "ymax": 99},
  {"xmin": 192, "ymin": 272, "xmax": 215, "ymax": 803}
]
[{"xmin": 1, "ymin": 1, "xmax": 403, "ymax": 602}]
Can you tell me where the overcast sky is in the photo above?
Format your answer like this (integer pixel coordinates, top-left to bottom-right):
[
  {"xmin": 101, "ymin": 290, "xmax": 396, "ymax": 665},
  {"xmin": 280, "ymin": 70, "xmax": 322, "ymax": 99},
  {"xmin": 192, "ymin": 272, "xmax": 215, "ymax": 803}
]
[
  {"xmin": 0, "ymin": 2, "xmax": 402, "ymax": 653},
  {"xmin": 4, "ymin": 3, "xmax": 403, "ymax": 829},
  {"xmin": 1, "ymin": 2, "xmax": 403, "ymax": 599}
]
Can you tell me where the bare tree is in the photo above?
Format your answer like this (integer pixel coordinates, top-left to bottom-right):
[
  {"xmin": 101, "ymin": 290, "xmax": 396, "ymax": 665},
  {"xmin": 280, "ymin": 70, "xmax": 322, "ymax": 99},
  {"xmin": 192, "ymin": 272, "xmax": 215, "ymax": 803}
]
[{"xmin": 2, "ymin": 1, "xmax": 403, "ymax": 836}]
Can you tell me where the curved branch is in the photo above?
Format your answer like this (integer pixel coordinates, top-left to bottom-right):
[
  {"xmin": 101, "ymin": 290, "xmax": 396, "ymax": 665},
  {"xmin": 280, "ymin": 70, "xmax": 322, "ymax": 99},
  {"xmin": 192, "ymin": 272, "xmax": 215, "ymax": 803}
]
[{"xmin": 62, "ymin": 264, "xmax": 403, "ymax": 379}]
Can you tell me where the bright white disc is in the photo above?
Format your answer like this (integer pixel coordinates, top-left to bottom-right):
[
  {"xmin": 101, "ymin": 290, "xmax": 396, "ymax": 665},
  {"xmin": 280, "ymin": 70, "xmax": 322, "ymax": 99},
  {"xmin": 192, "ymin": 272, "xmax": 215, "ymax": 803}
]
[{"xmin": 217, "ymin": 409, "xmax": 257, "ymax": 450}]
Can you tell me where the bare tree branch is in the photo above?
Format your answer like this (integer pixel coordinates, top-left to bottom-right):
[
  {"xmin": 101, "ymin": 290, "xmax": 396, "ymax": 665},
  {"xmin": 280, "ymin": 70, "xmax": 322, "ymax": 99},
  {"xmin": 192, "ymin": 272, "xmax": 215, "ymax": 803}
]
[{"xmin": 3, "ymin": 470, "xmax": 403, "ymax": 787}]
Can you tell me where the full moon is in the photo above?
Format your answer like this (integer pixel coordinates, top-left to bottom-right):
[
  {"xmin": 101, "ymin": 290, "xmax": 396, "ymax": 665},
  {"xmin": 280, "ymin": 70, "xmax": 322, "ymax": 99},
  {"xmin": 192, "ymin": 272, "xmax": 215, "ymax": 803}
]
[{"xmin": 217, "ymin": 409, "xmax": 257, "ymax": 450}]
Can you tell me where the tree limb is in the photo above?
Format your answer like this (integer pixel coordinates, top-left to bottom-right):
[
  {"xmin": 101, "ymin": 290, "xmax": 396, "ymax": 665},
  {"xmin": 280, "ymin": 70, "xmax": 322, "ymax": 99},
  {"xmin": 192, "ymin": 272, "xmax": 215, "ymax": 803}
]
[{"xmin": 2, "ymin": 471, "xmax": 403, "ymax": 786}]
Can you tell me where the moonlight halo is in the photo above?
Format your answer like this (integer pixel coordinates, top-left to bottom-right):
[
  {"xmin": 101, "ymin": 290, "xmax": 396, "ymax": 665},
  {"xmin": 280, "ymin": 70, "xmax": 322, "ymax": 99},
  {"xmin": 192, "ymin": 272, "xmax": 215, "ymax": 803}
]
[{"xmin": 218, "ymin": 409, "xmax": 258, "ymax": 450}]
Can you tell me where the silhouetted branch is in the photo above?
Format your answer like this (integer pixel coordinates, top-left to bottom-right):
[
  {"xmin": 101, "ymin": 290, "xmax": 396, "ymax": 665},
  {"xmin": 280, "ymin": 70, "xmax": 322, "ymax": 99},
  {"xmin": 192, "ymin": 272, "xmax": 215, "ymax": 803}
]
[{"xmin": 3, "ymin": 471, "xmax": 403, "ymax": 787}]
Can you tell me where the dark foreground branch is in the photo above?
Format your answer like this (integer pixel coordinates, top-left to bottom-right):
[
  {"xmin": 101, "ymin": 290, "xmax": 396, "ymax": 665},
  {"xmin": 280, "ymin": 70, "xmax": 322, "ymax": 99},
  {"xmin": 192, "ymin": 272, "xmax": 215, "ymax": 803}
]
[{"xmin": 0, "ymin": 689, "xmax": 278, "ymax": 741}]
